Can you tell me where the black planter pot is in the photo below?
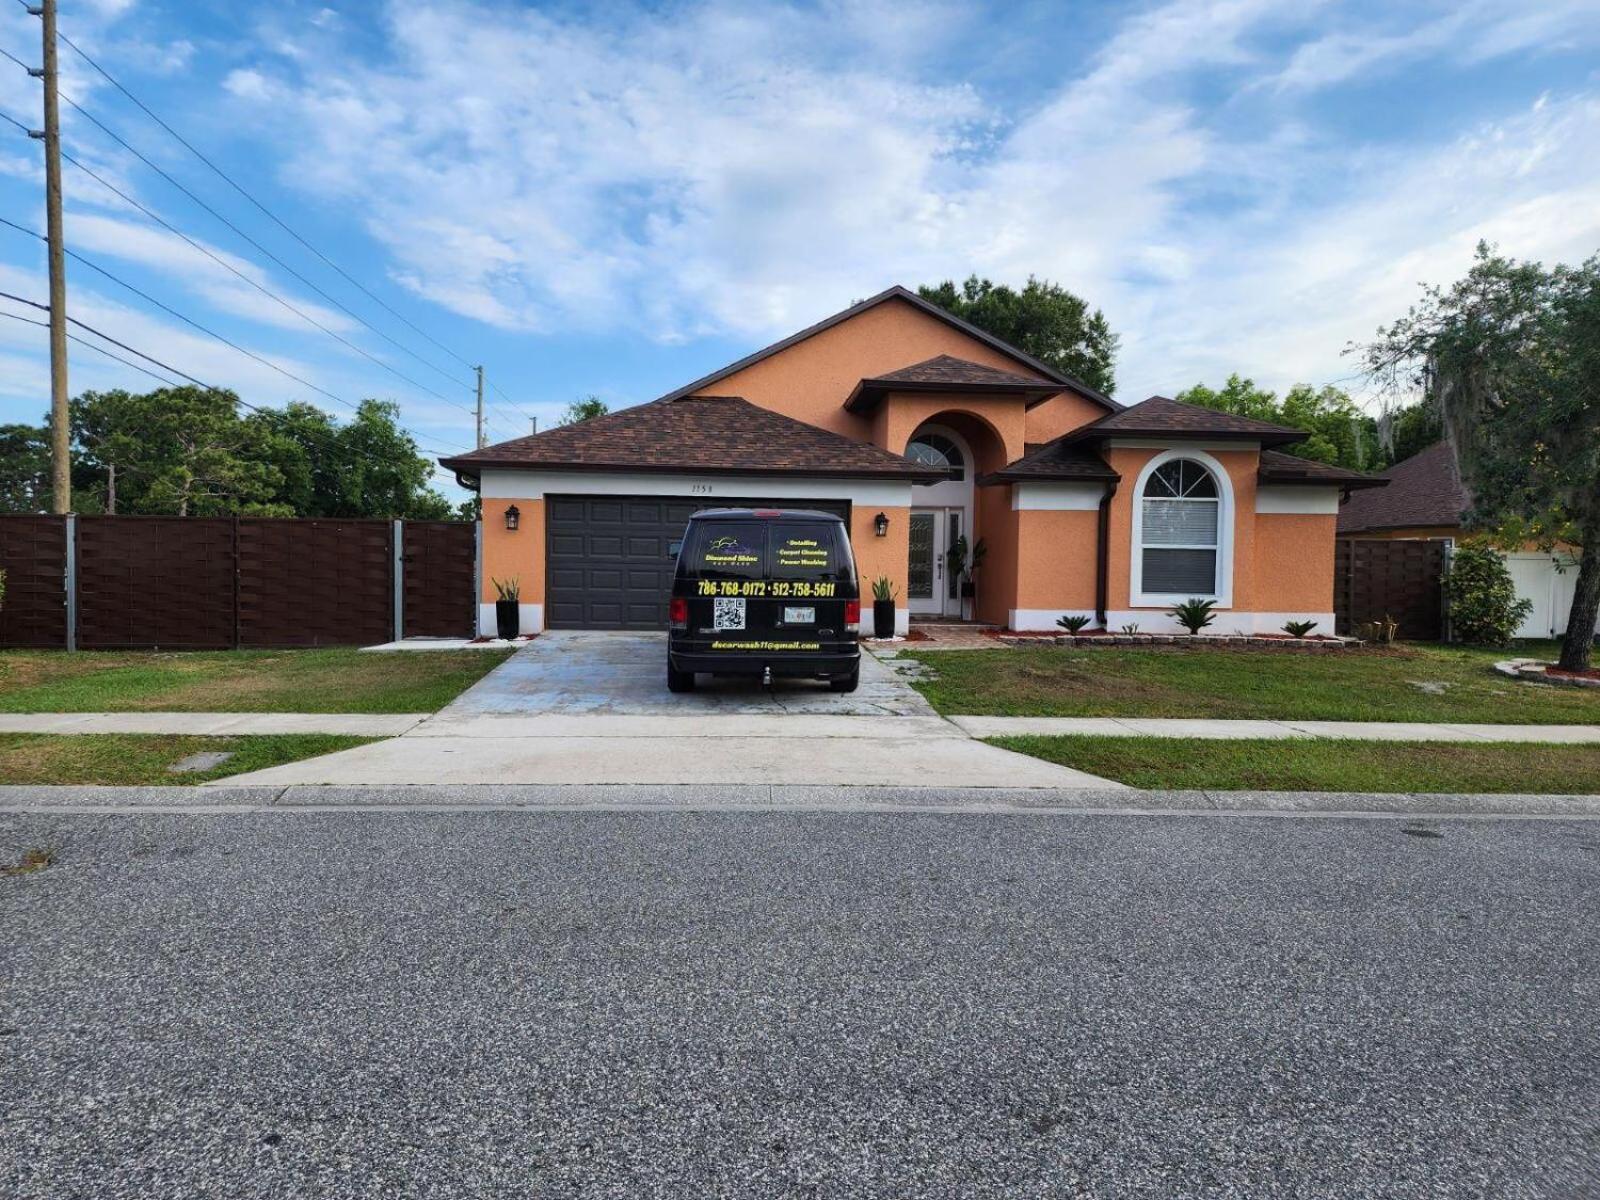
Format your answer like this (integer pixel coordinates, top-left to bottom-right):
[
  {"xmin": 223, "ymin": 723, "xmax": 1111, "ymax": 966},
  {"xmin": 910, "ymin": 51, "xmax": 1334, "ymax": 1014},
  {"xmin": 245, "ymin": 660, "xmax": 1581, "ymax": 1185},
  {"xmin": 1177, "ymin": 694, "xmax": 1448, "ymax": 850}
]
[
  {"xmin": 873, "ymin": 599, "xmax": 896, "ymax": 639},
  {"xmin": 495, "ymin": 598, "xmax": 520, "ymax": 641},
  {"xmin": 960, "ymin": 579, "xmax": 976, "ymax": 599}
]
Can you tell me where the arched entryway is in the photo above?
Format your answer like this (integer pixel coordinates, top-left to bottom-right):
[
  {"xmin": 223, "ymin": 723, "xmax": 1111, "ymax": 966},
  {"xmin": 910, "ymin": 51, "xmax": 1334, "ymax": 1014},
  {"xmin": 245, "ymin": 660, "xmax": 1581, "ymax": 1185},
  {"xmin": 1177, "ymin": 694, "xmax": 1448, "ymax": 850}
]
[{"xmin": 904, "ymin": 413, "xmax": 1005, "ymax": 618}]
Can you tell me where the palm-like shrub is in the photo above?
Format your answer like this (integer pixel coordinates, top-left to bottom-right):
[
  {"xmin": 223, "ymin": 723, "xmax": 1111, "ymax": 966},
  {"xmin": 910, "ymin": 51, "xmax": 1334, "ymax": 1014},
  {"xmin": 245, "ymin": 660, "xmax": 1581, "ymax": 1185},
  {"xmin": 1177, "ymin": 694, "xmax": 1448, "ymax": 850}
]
[
  {"xmin": 1168, "ymin": 597, "xmax": 1218, "ymax": 634},
  {"xmin": 1055, "ymin": 614, "xmax": 1091, "ymax": 633},
  {"xmin": 1282, "ymin": 619, "xmax": 1318, "ymax": 637}
]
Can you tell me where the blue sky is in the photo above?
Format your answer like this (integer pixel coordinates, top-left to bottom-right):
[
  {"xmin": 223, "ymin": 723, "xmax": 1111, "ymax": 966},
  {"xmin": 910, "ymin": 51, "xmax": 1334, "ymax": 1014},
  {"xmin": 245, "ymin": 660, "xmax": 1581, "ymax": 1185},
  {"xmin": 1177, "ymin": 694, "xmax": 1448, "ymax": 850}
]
[{"xmin": 0, "ymin": 0, "xmax": 1597, "ymax": 496}]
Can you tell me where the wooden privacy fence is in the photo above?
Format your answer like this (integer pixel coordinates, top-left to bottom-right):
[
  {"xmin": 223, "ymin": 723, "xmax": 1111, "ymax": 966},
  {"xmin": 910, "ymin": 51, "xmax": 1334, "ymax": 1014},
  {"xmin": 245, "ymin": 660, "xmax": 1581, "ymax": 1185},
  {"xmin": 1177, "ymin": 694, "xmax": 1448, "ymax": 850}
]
[
  {"xmin": 1335, "ymin": 537, "xmax": 1450, "ymax": 640},
  {"xmin": 0, "ymin": 515, "xmax": 478, "ymax": 649}
]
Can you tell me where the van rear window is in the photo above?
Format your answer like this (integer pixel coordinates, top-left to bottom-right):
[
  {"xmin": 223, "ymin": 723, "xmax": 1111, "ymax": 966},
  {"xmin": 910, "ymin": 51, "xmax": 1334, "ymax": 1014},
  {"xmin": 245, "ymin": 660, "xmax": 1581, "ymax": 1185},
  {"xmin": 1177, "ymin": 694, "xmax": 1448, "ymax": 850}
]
[
  {"xmin": 689, "ymin": 523, "xmax": 765, "ymax": 580},
  {"xmin": 772, "ymin": 523, "xmax": 851, "ymax": 582}
]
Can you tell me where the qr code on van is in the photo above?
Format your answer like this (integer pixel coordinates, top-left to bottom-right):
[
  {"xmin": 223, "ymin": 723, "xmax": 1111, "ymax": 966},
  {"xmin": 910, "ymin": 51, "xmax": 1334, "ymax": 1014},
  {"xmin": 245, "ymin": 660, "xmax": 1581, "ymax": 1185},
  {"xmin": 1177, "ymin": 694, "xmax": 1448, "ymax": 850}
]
[{"xmin": 713, "ymin": 597, "xmax": 746, "ymax": 631}]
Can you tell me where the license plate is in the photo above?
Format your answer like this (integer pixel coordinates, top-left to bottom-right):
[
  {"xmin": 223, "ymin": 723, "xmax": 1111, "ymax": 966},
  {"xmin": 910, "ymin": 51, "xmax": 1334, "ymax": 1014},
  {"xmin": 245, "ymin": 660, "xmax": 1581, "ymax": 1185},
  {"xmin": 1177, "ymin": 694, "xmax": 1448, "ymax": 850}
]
[
  {"xmin": 712, "ymin": 596, "xmax": 746, "ymax": 631},
  {"xmin": 782, "ymin": 606, "xmax": 815, "ymax": 624}
]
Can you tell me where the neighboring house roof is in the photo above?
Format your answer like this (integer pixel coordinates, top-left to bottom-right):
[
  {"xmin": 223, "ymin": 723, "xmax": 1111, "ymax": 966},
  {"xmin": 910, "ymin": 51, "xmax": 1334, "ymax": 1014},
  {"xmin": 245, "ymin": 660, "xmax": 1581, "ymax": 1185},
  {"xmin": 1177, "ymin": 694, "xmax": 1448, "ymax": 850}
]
[
  {"xmin": 978, "ymin": 441, "xmax": 1120, "ymax": 484},
  {"xmin": 439, "ymin": 394, "xmax": 951, "ymax": 482},
  {"xmin": 1258, "ymin": 449, "xmax": 1388, "ymax": 489},
  {"xmin": 1336, "ymin": 441, "xmax": 1467, "ymax": 533},
  {"xmin": 843, "ymin": 354, "xmax": 1065, "ymax": 413},
  {"xmin": 653, "ymin": 285, "xmax": 1122, "ymax": 412},
  {"xmin": 1060, "ymin": 395, "xmax": 1309, "ymax": 447}
]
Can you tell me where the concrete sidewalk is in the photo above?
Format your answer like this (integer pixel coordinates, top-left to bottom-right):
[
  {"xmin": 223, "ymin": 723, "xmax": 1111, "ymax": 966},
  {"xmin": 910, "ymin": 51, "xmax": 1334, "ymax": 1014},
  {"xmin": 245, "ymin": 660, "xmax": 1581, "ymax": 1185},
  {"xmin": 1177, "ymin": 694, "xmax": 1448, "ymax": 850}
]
[
  {"xmin": 0, "ymin": 712, "xmax": 426, "ymax": 736},
  {"xmin": 952, "ymin": 716, "xmax": 1600, "ymax": 742}
]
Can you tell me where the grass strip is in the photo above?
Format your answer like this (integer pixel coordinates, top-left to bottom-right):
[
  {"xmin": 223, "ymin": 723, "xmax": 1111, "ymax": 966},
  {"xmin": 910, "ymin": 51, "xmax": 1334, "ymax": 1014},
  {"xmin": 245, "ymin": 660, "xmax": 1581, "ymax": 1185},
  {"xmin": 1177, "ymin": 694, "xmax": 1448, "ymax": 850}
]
[
  {"xmin": 907, "ymin": 640, "xmax": 1599, "ymax": 724},
  {"xmin": 0, "ymin": 733, "xmax": 378, "ymax": 786},
  {"xmin": 988, "ymin": 734, "xmax": 1600, "ymax": 794},
  {"xmin": 0, "ymin": 648, "xmax": 511, "ymax": 714}
]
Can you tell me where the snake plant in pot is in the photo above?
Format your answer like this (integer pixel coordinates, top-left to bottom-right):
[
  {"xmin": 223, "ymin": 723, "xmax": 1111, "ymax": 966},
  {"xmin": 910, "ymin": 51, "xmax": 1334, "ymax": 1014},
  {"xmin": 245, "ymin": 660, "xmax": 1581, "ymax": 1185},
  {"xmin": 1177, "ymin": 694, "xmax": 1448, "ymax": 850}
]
[
  {"xmin": 870, "ymin": 576, "xmax": 899, "ymax": 639},
  {"xmin": 492, "ymin": 576, "xmax": 521, "ymax": 640}
]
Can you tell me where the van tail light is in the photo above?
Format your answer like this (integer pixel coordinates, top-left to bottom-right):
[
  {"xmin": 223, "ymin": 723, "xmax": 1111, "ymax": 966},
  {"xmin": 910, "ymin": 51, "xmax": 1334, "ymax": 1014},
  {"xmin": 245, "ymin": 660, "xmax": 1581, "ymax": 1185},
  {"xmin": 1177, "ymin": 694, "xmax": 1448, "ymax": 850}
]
[
  {"xmin": 669, "ymin": 597, "xmax": 689, "ymax": 630},
  {"xmin": 844, "ymin": 599, "xmax": 861, "ymax": 632}
]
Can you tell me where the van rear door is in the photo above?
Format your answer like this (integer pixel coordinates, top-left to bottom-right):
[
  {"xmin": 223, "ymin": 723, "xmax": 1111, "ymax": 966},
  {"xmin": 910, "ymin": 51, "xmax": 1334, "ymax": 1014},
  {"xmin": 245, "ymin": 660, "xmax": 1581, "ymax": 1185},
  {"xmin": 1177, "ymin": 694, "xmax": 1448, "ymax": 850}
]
[{"xmin": 681, "ymin": 518, "xmax": 853, "ymax": 650}]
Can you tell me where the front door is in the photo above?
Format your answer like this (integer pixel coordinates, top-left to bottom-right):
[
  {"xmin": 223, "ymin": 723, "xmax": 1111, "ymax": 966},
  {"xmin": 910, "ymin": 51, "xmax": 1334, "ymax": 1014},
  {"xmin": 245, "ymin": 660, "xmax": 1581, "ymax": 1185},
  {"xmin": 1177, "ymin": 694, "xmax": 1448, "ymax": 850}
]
[{"xmin": 908, "ymin": 508, "xmax": 960, "ymax": 616}]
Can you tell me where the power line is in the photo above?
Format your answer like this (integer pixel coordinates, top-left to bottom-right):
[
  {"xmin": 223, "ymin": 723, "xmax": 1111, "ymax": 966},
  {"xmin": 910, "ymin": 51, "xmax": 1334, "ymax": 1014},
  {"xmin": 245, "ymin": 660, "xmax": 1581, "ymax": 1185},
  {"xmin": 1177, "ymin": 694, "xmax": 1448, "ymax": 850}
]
[
  {"xmin": 0, "ymin": 50, "xmax": 528, "ymax": 441},
  {"xmin": 0, "ymin": 44, "xmax": 487, "ymax": 402},
  {"xmin": 0, "ymin": 216, "xmax": 468, "ymax": 457},
  {"xmin": 0, "ymin": 304, "xmax": 183, "ymax": 387},
  {"xmin": 48, "ymin": 137, "xmax": 482, "ymax": 418},
  {"xmin": 0, "ymin": 288, "xmax": 473, "ymax": 480},
  {"xmin": 49, "ymin": 21, "xmax": 484, "ymax": 377}
]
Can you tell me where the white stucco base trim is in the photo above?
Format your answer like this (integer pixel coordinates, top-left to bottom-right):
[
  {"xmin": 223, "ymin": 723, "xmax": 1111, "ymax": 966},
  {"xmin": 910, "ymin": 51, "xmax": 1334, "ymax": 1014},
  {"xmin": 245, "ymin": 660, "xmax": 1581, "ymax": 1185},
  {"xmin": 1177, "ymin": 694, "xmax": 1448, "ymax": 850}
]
[
  {"xmin": 1010, "ymin": 609, "xmax": 1097, "ymax": 631},
  {"xmin": 1006, "ymin": 609, "xmax": 1335, "ymax": 635},
  {"xmin": 1103, "ymin": 610, "xmax": 1337, "ymax": 636},
  {"xmin": 478, "ymin": 602, "xmax": 545, "ymax": 637}
]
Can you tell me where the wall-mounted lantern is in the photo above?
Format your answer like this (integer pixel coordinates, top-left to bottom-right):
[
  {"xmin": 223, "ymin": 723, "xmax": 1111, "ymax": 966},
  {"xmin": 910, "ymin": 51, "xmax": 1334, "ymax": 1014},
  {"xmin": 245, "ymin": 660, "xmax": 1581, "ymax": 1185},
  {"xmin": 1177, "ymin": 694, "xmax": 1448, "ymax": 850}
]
[
  {"xmin": 874, "ymin": 512, "xmax": 889, "ymax": 538},
  {"xmin": 504, "ymin": 504, "xmax": 521, "ymax": 532}
]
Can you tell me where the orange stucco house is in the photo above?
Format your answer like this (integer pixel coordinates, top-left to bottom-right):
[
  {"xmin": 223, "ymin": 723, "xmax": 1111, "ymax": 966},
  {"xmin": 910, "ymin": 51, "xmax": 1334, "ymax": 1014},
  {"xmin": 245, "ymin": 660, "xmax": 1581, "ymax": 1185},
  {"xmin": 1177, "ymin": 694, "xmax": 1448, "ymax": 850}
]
[{"xmin": 442, "ymin": 287, "xmax": 1381, "ymax": 636}]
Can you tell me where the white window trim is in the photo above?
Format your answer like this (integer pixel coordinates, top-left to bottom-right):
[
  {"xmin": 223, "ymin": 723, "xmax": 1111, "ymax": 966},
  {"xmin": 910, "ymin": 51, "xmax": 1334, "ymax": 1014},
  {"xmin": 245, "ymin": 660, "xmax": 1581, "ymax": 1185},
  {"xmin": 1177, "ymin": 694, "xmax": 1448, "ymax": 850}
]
[{"xmin": 1130, "ymin": 449, "xmax": 1234, "ymax": 608}]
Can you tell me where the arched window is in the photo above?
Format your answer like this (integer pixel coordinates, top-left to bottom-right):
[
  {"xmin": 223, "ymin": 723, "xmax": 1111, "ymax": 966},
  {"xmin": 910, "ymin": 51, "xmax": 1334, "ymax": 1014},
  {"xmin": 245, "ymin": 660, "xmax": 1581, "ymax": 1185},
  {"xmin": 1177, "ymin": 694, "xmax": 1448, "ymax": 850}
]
[
  {"xmin": 906, "ymin": 433, "xmax": 964, "ymax": 480},
  {"xmin": 1139, "ymin": 458, "xmax": 1220, "ymax": 597}
]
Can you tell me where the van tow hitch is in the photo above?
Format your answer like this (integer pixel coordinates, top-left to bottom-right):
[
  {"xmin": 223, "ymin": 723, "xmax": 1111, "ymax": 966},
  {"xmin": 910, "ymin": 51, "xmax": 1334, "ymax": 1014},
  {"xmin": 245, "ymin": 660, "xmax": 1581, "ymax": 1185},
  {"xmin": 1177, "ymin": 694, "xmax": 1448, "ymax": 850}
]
[{"xmin": 762, "ymin": 665, "xmax": 773, "ymax": 688}]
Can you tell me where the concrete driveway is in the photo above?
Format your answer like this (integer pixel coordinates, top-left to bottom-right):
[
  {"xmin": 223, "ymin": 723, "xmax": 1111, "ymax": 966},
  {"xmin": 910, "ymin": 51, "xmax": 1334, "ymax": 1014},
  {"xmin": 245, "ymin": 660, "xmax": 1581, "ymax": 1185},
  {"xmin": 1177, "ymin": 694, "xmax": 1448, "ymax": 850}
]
[
  {"xmin": 440, "ymin": 631, "xmax": 934, "ymax": 717},
  {"xmin": 219, "ymin": 632, "xmax": 1118, "ymax": 790}
]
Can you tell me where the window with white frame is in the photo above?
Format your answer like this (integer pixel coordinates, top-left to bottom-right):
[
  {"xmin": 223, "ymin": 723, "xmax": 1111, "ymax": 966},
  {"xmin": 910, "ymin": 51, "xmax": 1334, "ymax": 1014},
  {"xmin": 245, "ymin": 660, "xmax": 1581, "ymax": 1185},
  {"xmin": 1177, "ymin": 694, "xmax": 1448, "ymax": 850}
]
[{"xmin": 1140, "ymin": 459, "xmax": 1220, "ymax": 596}]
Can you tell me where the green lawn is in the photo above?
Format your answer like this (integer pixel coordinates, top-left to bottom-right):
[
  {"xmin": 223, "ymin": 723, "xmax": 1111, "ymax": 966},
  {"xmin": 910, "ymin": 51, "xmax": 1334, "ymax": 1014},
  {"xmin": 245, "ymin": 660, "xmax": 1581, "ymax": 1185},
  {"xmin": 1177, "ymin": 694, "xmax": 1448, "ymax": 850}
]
[
  {"xmin": 0, "ymin": 733, "xmax": 377, "ymax": 786},
  {"xmin": 990, "ymin": 734, "xmax": 1600, "ymax": 794},
  {"xmin": 905, "ymin": 641, "xmax": 1599, "ymax": 724},
  {"xmin": 0, "ymin": 648, "xmax": 512, "ymax": 714}
]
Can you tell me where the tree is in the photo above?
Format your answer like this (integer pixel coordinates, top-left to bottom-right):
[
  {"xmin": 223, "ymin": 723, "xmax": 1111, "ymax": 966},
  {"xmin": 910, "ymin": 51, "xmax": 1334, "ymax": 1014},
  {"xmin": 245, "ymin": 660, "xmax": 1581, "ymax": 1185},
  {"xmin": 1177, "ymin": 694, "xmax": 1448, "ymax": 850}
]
[
  {"xmin": 917, "ymin": 276, "xmax": 1119, "ymax": 395},
  {"xmin": 1175, "ymin": 374, "xmax": 1381, "ymax": 471},
  {"xmin": 557, "ymin": 395, "xmax": 609, "ymax": 426},
  {"xmin": 1361, "ymin": 243, "xmax": 1600, "ymax": 672},
  {"xmin": 72, "ymin": 387, "xmax": 290, "ymax": 517},
  {"xmin": 67, "ymin": 389, "xmax": 456, "ymax": 519},
  {"xmin": 0, "ymin": 423, "xmax": 49, "ymax": 512}
]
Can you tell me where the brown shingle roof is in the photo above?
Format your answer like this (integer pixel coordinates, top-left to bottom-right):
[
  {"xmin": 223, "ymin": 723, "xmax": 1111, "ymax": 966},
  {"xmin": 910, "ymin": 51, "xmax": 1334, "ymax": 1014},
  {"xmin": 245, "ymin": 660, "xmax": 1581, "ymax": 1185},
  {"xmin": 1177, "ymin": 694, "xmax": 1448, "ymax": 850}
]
[
  {"xmin": 1063, "ymin": 395, "xmax": 1308, "ymax": 447},
  {"xmin": 439, "ymin": 395, "xmax": 951, "ymax": 482},
  {"xmin": 978, "ymin": 441, "xmax": 1119, "ymax": 485},
  {"xmin": 654, "ymin": 285, "xmax": 1121, "ymax": 412},
  {"xmin": 1336, "ymin": 441, "xmax": 1466, "ymax": 533},
  {"xmin": 844, "ymin": 355, "xmax": 1064, "ymax": 413},
  {"xmin": 1259, "ymin": 449, "xmax": 1388, "ymax": 489}
]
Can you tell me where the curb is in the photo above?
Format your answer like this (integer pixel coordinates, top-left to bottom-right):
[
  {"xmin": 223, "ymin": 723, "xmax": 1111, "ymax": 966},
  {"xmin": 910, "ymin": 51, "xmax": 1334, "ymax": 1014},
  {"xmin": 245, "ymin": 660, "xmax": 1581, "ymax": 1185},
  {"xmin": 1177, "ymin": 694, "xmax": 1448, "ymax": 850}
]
[{"xmin": 1, "ymin": 783, "xmax": 1598, "ymax": 818}]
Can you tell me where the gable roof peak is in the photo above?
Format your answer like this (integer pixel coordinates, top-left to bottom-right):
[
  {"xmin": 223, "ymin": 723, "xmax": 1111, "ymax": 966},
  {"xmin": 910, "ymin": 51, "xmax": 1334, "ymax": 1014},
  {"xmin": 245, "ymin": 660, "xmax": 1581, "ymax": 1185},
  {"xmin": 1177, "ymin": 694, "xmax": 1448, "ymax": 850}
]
[{"xmin": 655, "ymin": 284, "xmax": 1120, "ymax": 412}]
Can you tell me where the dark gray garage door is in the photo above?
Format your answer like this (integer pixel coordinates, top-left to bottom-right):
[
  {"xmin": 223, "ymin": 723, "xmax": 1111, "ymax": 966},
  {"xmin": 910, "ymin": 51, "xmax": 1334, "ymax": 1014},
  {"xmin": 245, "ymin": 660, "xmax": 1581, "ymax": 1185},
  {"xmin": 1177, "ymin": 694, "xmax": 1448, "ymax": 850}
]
[{"xmin": 545, "ymin": 495, "xmax": 851, "ymax": 630}]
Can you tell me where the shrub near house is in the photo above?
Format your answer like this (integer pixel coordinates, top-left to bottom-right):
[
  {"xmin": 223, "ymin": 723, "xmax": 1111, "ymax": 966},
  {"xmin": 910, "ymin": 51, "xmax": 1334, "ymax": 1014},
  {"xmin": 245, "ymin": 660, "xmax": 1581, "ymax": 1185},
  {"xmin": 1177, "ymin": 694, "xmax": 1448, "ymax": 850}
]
[{"xmin": 1445, "ymin": 545, "xmax": 1533, "ymax": 646}]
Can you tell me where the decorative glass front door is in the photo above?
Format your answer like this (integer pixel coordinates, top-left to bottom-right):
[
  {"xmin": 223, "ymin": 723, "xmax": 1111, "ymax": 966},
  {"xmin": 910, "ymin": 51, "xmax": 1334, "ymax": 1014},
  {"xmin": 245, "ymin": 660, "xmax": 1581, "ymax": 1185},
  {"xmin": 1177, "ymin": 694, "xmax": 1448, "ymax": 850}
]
[{"xmin": 909, "ymin": 509, "xmax": 960, "ymax": 615}]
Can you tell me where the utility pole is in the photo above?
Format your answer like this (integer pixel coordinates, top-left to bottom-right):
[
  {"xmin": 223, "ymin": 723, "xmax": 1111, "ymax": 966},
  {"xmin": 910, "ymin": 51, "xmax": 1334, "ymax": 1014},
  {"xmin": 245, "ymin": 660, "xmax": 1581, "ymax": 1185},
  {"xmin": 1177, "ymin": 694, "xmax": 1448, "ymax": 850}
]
[
  {"xmin": 30, "ymin": 0, "xmax": 70, "ymax": 513},
  {"xmin": 474, "ymin": 365, "xmax": 486, "ymax": 448}
]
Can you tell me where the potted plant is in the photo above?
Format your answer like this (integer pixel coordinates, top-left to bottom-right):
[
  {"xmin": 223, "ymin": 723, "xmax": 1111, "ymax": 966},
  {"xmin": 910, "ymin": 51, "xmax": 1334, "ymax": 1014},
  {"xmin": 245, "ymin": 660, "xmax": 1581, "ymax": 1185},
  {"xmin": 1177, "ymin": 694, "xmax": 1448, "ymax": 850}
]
[
  {"xmin": 492, "ymin": 576, "xmax": 521, "ymax": 640},
  {"xmin": 870, "ymin": 576, "xmax": 898, "ymax": 639},
  {"xmin": 946, "ymin": 536, "xmax": 988, "ymax": 615}
]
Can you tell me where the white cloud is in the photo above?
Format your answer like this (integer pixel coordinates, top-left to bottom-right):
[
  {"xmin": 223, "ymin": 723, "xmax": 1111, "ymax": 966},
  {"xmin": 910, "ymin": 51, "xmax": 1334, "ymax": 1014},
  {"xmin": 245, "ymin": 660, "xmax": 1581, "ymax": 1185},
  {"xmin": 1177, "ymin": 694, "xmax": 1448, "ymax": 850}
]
[
  {"xmin": 65, "ymin": 210, "xmax": 369, "ymax": 339},
  {"xmin": 100, "ymin": 0, "xmax": 1600, "ymax": 413}
]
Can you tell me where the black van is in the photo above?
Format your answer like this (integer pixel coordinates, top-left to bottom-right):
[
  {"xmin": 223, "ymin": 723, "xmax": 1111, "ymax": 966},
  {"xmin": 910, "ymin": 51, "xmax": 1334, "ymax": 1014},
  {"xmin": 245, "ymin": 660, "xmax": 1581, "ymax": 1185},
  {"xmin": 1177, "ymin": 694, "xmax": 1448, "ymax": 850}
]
[{"xmin": 667, "ymin": 508, "xmax": 861, "ymax": 693}]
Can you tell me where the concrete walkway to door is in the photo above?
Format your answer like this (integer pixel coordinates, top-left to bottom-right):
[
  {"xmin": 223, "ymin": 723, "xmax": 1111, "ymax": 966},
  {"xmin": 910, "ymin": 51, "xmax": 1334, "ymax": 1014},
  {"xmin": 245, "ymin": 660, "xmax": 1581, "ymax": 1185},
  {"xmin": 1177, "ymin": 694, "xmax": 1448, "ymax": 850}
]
[{"xmin": 219, "ymin": 632, "xmax": 1118, "ymax": 790}]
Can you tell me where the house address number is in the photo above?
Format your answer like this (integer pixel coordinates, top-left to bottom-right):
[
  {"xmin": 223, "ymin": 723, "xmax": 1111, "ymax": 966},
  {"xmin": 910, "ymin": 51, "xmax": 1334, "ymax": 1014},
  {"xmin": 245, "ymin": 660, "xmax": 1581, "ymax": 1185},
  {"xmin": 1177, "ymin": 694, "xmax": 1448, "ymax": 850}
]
[{"xmin": 691, "ymin": 483, "xmax": 714, "ymax": 494}]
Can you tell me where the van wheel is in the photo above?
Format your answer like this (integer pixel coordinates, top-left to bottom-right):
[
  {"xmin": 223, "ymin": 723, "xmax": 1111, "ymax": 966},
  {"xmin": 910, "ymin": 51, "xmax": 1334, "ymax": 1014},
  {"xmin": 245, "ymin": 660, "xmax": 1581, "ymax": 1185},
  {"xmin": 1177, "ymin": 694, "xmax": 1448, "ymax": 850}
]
[
  {"xmin": 829, "ymin": 665, "xmax": 860, "ymax": 693},
  {"xmin": 667, "ymin": 663, "xmax": 695, "ymax": 693}
]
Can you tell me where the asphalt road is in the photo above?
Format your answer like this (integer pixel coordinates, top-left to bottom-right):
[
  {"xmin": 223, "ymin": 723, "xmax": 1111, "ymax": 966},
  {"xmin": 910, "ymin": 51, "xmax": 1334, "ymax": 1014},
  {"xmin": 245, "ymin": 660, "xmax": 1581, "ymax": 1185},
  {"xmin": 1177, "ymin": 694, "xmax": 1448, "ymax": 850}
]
[{"xmin": 2, "ymin": 808, "xmax": 1597, "ymax": 1198}]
